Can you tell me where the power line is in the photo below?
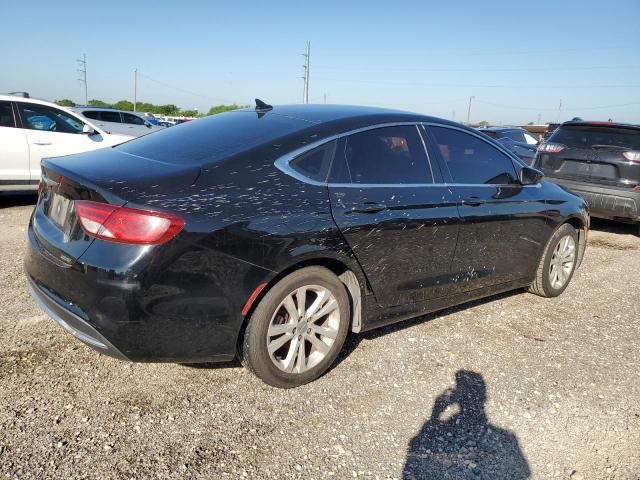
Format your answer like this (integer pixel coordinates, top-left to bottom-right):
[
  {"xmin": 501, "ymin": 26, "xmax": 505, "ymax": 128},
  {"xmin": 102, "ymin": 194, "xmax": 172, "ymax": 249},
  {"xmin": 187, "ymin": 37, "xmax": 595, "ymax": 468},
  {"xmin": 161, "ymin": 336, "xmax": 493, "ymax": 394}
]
[
  {"xmin": 136, "ymin": 71, "xmax": 231, "ymax": 104},
  {"xmin": 323, "ymin": 46, "xmax": 634, "ymax": 59},
  {"xmin": 313, "ymin": 64, "xmax": 640, "ymax": 73},
  {"xmin": 76, "ymin": 53, "xmax": 87, "ymax": 104},
  {"xmin": 314, "ymin": 77, "xmax": 640, "ymax": 89},
  {"xmin": 474, "ymin": 98, "xmax": 640, "ymax": 112}
]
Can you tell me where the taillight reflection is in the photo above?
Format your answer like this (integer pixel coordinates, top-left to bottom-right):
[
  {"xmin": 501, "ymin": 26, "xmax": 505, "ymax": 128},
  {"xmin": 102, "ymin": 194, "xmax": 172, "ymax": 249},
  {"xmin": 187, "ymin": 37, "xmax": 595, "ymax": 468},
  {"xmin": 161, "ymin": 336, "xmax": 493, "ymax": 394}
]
[{"xmin": 538, "ymin": 143, "xmax": 566, "ymax": 153}]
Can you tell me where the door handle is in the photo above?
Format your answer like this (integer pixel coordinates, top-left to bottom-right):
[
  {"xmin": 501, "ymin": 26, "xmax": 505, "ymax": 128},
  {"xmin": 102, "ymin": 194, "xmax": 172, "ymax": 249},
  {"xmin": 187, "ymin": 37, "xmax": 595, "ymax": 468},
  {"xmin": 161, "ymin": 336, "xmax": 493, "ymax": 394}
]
[
  {"xmin": 461, "ymin": 197, "xmax": 485, "ymax": 207},
  {"xmin": 350, "ymin": 202, "xmax": 388, "ymax": 214},
  {"xmin": 33, "ymin": 141, "xmax": 51, "ymax": 146}
]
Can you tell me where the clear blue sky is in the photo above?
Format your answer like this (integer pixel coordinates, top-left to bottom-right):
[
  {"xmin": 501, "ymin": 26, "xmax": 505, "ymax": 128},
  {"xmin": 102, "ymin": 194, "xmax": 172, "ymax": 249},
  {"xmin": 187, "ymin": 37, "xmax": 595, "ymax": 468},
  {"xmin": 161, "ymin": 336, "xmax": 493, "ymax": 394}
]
[{"xmin": 2, "ymin": 0, "xmax": 639, "ymax": 124}]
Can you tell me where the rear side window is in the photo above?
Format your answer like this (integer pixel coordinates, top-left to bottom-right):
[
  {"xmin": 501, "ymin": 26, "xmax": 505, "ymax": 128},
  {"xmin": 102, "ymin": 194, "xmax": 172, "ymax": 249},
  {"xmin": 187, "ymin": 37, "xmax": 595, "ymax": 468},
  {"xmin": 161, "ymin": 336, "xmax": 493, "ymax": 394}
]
[
  {"xmin": 115, "ymin": 111, "xmax": 310, "ymax": 165},
  {"xmin": 290, "ymin": 140, "xmax": 337, "ymax": 182},
  {"xmin": 549, "ymin": 125, "xmax": 640, "ymax": 150},
  {"xmin": 0, "ymin": 101, "xmax": 16, "ymax": 127},
  {"xmin": 122, "ymin": 113, "xmax": 145, "ymax": 125},
  {"xmin": 83, "ymin": 111, "xmax": 100, "ymax": 120},
  {"xmin": 100, "ymin": 111, "xmax": 121, "ymax": 123},
  {"xmin": 338, "ymin": 125, "xmax": 432, "ymax": 184},
  {"xmin": 430, "ymin": 126, "xmax": 517, "ymax": 184}
]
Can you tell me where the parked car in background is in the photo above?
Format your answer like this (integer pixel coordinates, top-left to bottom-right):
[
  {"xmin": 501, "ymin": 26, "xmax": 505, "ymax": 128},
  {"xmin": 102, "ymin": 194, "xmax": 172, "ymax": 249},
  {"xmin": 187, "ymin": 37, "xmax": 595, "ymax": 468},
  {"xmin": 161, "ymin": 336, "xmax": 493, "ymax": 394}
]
[
  {"xmin": 544, "ymin": 123, "xmax": 560, "ymax": 140},
  {"xmin": 25, "ymin": 103, "xmax": 589, "ymax": 388},
  {"xmin": 477, "ymin": 127, "xmax": 538, "ymax": 165},
  {"xmin": 533, "ymin": 121, "xmax": 640, "ymax": 229},
  {"xmin": 138, "ymin": 112, "xmax": 161, "ymax": 126},
  {"xmin": 0, "ymin": 93, "xmax": 132, "ymax": 192},
  {"xmin": 70, "ymin": 107, "xmax": 164, "ymax": 137}
]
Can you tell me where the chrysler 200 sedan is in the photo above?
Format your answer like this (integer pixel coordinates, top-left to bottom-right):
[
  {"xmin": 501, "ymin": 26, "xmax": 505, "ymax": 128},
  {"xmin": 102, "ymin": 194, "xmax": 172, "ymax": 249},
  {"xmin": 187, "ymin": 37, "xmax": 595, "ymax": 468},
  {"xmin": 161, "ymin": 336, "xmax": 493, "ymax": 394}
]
[{"xmin": 25, "ymin": 102, "xmax": 589, "ymax": 388}]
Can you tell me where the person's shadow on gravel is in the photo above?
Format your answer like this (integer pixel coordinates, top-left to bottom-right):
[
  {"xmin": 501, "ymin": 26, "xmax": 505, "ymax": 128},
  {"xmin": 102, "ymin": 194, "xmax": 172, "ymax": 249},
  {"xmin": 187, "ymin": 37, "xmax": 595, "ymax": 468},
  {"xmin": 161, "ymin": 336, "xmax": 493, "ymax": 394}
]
[{"xmin": 403, "ymin": 370, "xmax": 530, "ymax": 480}]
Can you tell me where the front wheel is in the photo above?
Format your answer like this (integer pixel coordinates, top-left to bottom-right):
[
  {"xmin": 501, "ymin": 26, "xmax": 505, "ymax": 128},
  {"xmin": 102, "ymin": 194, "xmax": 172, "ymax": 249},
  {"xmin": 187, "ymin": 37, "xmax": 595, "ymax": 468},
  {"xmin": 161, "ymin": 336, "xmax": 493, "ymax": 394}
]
[
  {"xmin": 241, "ymin": 266, "xmax": 351, "ymax": 388},
  {"xmin": 528, "ymin": 223, "xmax": 579, "ymax": 297}
]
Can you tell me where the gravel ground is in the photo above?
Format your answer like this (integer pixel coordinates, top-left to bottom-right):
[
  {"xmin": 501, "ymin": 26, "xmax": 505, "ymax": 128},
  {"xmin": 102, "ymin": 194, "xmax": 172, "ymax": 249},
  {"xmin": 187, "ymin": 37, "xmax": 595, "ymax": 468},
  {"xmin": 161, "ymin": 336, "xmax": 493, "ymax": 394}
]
[{"xmin": 1, "ymin": 194, "xmax": 639, "ymax": 480}]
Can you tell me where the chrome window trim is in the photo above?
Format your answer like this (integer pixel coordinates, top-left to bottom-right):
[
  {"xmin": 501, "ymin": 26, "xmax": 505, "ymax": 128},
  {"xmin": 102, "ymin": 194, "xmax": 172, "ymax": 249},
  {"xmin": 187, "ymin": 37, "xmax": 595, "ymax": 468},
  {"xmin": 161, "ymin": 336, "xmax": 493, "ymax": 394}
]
[
  {"xmin": 274, "ymin": 120, "xmax": 538, "ymax": 189},
  {"xmin": 274, "ymin": 121, "xmax": 438, "ymax": 187}
]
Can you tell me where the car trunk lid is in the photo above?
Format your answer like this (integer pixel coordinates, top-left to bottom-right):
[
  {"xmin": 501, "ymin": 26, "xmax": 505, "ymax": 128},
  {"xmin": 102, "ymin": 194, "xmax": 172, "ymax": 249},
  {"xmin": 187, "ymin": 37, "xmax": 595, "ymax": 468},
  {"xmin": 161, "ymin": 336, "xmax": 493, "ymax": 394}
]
[{"xmin": 33, "ymin": 148, "xmax": 200, "ymax": 265}]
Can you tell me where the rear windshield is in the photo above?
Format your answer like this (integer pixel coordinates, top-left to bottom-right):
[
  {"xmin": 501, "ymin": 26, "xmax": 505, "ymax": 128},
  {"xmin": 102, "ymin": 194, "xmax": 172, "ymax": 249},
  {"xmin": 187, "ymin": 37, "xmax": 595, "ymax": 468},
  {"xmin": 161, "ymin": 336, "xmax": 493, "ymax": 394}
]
[
  {"xmin": 549, "ymin": 125, "xmax": 640, "ymax": 150},
  {"xmin": 115, "ymin": 111, "xmax": 310, "ymax": 165}
]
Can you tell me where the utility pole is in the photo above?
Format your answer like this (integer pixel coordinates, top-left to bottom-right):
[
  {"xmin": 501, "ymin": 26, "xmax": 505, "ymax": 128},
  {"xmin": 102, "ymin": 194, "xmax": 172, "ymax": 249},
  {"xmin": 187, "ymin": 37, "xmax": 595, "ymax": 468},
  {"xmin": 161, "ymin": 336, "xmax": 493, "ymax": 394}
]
[
  {"xmin": 301, "ymin": 41, "xmax": 310, "ymax": 104},
  {"xmin": 133, "ymin": 68, "xmax": 138, "ymax": 112},
  {"xmin": 556, "ymin": 98, "xmax": 563, "ymax": 123},
  {"xmin": 323, "ymin": 93, "xmax": 327, "ymax": 104},
  {"xmin": 466, "ymin": 96, "xmax": 475, "ymax": 125},
  {"xmin": 77, "ymin": 53, "xmax": 88, "ymax": 105}
]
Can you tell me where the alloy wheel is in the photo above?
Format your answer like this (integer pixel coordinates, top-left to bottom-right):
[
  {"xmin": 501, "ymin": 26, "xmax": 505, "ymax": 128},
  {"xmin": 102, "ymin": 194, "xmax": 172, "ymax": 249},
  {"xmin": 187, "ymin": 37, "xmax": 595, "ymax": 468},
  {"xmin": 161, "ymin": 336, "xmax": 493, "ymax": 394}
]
[
  {"xmin": 266, "ymin": 285, "xmax": 340, "ymax": 374},
  {"xmin": 548, "ymin": 234, "xmax": 576, "ymax": 290}
]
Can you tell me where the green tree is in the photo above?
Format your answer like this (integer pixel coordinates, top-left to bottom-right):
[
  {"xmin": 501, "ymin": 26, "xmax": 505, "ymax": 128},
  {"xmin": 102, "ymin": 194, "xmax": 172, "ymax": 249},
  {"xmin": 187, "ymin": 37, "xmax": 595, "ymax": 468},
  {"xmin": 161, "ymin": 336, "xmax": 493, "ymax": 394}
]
[
  {"xmin": 55, "ymin": 99, "xmax": 75, "ymax": 107},
  {"xmin": 114, "ymin": 100, "xmax": 134, "ymax": 111},
  {"xmin": 157, "ymin": 104, "xmax": 179, "ymax": 115},
  {"xmin": 88, "ymin": 99, "xmax": 111, "ymax": 107},
  {"xmin": 477, "ymin": 120, "xmax": 490, "ymax": 127},
  {"xmin": 207, "ymin": 104, "xmax": 243, "ymax": 116},
  {"xmin": 180, "ymin": 109, "xmax": 200, "ymax": 117}
]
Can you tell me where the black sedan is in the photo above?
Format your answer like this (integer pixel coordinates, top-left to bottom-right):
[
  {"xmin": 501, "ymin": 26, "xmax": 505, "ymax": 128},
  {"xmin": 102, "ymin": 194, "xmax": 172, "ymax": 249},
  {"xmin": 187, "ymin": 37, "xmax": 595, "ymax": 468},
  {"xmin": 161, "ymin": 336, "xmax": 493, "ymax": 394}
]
[{"xmin": 25, "ymin": 102, "xmax": 589, "ymax": 388}]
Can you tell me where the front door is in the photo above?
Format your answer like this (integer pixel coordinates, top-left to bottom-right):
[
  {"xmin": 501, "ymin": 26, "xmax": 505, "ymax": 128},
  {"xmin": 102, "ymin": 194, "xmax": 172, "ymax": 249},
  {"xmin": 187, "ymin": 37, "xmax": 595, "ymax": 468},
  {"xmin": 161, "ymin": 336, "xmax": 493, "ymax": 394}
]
[
  {"xmin": 328, "ymin": 124, "xmax": 460, "ymax": 308},
  {"xmin": 426, "ymin": 125, "xmax": 550, "ymax": 293},
  {"xmin": 16, "ymin": 102, "xmax": 107, "ymax": 179},
  {"xmin": 0, "ymin": 100, "xmax": 30, "ymax": 184}
]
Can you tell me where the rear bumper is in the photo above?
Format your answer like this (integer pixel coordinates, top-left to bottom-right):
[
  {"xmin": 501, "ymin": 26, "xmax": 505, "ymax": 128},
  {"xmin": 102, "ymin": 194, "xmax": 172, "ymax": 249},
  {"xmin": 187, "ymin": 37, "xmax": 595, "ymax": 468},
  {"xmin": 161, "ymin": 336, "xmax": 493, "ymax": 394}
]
[
  {"xmin": 547, "ymin": 177, "xmax": 640, "ymax": 223},
  {"xmin": 28, "ymin": 278, "xmax": 128, "ymax": 360},
  {"xmin": 24, "ymin": 218, "xmax": 271, "ymax": 363}
]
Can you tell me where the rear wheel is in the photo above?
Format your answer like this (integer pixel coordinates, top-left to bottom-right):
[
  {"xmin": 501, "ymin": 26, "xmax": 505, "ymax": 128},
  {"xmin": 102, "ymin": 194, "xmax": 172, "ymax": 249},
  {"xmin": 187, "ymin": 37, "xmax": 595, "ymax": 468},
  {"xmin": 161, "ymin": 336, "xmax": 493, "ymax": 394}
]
[
  {"xmin": 529, "ymin": 223, "xmax": 579, "ymax": 297},
  {"xmin": 241, "ymin": 266, "xmax": 350, "ymax": 388}
]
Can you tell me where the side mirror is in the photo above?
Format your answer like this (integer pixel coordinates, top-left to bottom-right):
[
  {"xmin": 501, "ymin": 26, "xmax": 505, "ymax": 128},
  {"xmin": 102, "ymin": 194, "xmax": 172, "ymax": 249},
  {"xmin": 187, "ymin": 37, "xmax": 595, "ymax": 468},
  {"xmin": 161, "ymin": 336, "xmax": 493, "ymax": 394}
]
[
  {"xmin": 519, "ymin": 166, "xmax": 544, "ymax": 185},
  {"xmin": 82, "ymin": 124, "xmax": 96, "ymax": 135},
  {"xmin": 144, "ymin": 121, "xmax": 151, "ymax": 128}
]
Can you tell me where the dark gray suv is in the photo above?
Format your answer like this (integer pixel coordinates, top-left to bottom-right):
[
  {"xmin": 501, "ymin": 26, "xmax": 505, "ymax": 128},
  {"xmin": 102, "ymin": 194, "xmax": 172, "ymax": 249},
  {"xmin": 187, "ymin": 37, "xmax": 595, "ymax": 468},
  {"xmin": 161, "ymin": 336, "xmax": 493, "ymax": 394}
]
[{"xmin": 533, "ymin": 121, "xmax": 640, "ymax": 229}]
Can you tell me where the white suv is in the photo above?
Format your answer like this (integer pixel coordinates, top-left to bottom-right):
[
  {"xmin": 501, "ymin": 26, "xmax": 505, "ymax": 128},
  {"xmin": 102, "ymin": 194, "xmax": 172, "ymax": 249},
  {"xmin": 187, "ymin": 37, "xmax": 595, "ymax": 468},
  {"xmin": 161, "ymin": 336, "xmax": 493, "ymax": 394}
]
[{"xmin": 0, "ymin": 93, "xmax": 133, "ymax": 192}]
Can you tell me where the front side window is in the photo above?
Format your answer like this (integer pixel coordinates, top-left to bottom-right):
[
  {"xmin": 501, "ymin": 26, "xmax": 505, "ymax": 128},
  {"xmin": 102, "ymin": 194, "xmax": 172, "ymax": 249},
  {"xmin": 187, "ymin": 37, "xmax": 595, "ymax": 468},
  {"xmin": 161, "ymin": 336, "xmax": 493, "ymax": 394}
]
[
  {"xmin": 17, "ymin": 103, "xmax": 84, "ymax": 134},
  {"xmin": 122, "ymin": 113, "xmax": 145, "ymax": 125},
  {"xmin": 0, "ymin": 101, "xmax": 16, "ymax": 128},
  {"xmin": 338, "ymin": 125, "xmax": 432, "ymax": 184},
  {"xmin": 430, "ymin": 126, "xmax": 518, "ymax": 185}
]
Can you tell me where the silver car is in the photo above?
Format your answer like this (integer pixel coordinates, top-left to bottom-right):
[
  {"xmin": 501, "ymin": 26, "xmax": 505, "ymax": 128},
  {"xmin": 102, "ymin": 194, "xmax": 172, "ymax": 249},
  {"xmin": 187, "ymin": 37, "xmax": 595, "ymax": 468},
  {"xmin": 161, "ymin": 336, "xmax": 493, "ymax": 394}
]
[{"xmin": 69, "ymin": 107, "xmax": 164, "ymax": 137}]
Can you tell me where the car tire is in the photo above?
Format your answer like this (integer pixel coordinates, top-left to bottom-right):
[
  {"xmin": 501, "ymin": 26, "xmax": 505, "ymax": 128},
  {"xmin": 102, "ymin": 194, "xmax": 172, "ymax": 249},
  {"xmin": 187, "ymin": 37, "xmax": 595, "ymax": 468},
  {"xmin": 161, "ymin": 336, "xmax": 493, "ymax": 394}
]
[
  {"xmin": 241, "ymin": 266, "xmax": 351, "ymax": 388},
  {"xmin": 528, "ymin": 223, "xmax": 579, "ymax": 298}
]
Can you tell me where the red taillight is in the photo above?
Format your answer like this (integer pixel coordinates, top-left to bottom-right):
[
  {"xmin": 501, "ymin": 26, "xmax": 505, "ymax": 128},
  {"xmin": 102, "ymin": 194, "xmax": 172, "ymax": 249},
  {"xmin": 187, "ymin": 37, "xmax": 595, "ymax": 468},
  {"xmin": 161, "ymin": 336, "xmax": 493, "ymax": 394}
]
[
  {"xmin": 538, "ymin": 143, "xmax": 566, "ymax": 153},
  {"xmin": 623, "ymin": 151, "xmax": 640, "ymax": 162},
  {"xmin": 635, "ymin": 185, "xmax": 640, "ymax": 193},
  {"xmin": 74, "ymin": 200, "xmax": 185, "ymax": 245},
  {"xmin": 37, "ymin": 180, "xmax": 43, "ymax": 196}
]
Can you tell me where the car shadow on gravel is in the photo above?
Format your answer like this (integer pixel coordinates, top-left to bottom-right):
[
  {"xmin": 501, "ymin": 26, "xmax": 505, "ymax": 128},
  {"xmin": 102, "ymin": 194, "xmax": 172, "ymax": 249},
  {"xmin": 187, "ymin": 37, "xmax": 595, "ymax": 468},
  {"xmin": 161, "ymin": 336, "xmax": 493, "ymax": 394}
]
[
  {"xmin": 338, "ymin": 290, "xmax": 522, "ymax": 366},
  {"xmin": 0, "ymin": 192, "xmax": 37, "ymax": 209},
  {"xmin": 402, "ymin": 370, "xmax": 530, "ymax": 480},
  {"xmin": 589, "ymin": 218, "xmax": 639, "ymax": 237}
]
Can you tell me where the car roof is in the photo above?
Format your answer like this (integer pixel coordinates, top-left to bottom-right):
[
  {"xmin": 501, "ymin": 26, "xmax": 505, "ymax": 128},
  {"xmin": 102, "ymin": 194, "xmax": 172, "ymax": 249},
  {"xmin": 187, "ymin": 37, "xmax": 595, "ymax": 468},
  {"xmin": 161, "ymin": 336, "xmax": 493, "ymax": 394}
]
[
  {"xmin": 477, "ymin": 126, "xmax": 524, "ymax": 132},
  {"xmin": 0, "ymin": 94, "xmax": 63, "ymax": 108},
  {"xmin": 560, "ymin": 121, "xmax": 640, "ymax": 130},
  {"xmin": 235, "ymin": 103, "xmax": 454, "ymax": 126}
]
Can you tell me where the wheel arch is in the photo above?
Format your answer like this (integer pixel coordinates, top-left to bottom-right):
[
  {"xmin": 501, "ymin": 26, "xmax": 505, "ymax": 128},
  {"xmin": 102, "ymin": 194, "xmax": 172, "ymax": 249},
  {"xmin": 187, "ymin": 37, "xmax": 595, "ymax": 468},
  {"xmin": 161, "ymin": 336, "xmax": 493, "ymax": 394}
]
[
  {"xmin": 236, "ymin": 255, "xmax": 367, "ymax": 354},
  {"xmin": 561, "ymin": 215, "xmax": 588, "ymax": 269}
]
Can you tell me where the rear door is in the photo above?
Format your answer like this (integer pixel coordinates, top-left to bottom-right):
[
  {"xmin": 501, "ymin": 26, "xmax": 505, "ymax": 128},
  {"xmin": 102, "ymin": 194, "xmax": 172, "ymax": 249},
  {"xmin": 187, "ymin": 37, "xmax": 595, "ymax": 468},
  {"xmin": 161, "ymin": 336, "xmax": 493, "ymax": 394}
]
[
  {"xmin": 0, "ymin": 100, "xmax": 30, "ymax": 184},
  {"xmin": 426, "ymin": 124, "xmax": 549, "ymax": 292},
  {"xmin": 328, "ymin": 124, "xmax": 460, "ymax": 307},
  {"xmin": 537, "ymin": 124, "xmax": 640, "ymax": 189}
]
